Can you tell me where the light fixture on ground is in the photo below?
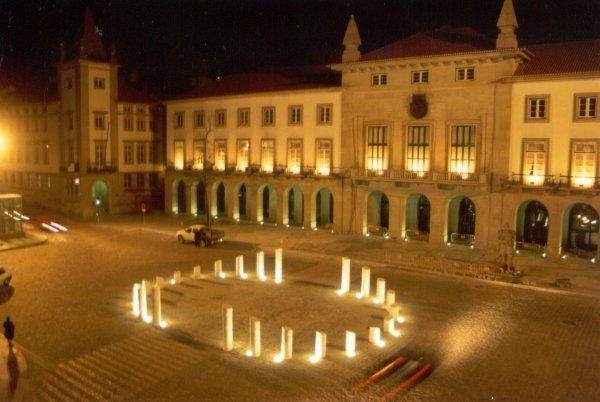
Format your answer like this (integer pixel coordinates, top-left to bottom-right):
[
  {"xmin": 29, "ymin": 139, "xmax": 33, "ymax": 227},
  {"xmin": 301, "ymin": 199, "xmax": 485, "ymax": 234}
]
[
  {"xmin": 132, "ymin": 283, "xmax": 140, "ymax": 317},
  {"xmin": 274, "ymin": 248, "xmax": 283, "ymax": 284},
  {"xmin": 345, "ymin": 331, "xmax": 356, "ymax": 358},
  {"xmin": 222, "ymin": 304, "xmax": 234, "ymax": 351},
  {"xmin": 193, "ymin": 265, "xmax": 201, "ymax": 280},
  {"xmin": 337, "ymin": 257, "xmax": 351, "ymax": 295},
  {"xmin": 246, "ymin": 316, "xmax": 261, "ymax": 357},
  {"xmin": 215, "ymin": 260, "xmax": 226, "ymax": 278},
  {"xmin": 356, "ymin": 266, "xmax": 371, "ymax": 299},
  {"xmin": 152, "ymin": 285, "xmax": 167, "ymax": 328},
  {"xmin": 369, "ymin": 327, "xmax": 385, "ymax": 348},
  {"xmin": 374, "ymin": 278, "xmax": 386, "ymax": 304},
  {"xmin": 310, "ymin": 331, "xmax": 327, "ymax": 363},
  {"xmin": 256, "ymin": 251, "xmax": 267, "ymax": 281}
]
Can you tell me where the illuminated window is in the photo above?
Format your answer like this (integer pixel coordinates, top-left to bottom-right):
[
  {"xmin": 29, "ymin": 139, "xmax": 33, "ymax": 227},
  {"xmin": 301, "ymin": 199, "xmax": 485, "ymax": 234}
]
[
  {"xmin": 214, "ymin": 140, "xmax": 227, "ymax": 171},
  {"xmin": 456, "ymin": 67, "xmax": 474, "ymax": 81},
  {"xmin": 571, "ymin": 142, "xmax": 597, "ymax": 188},
  {"xmin": 371, "ymin": 73, "xmax": 387, "ymax": 86},
  {"xmin": 315, "ymin": 139, "xmax": 332, "ymax": 175},
  {"xmin": 317, "ymin": 104, "xmax": 332, "ymax": 125},
  {"xmin": 237, "ymin": 139, "xmax": 250, "ymax": 171},
  {"xmin": 449, "ymin": 125, "xmax": 476, "ymax": 175},
  {"xmin": 93, "ymin": 77, "xmax": 105, "ymax": 89},
  {"xmin": 287, "ymin": 139, "xmax": 302, "ymax": 174},
  {"xmin": 261, "ymin": 139, "xmax": 275, "ymax": 172},
  {"xmin": 262, "ymin": 107, "xmax": 275, "ymax": 126},
  {"xmin": 289, "ymin": 105, "xmax": 302, "ymax": 125},
  {"xmin": 136, "ymin": 142, "xmax": 146, "ymax": 164},
  {"xmin": 194, "ymin": 110, "xmax": 205, "ymax": 127},
  {"xmin": 174, "ymin": 140, "xmax": 184, "ymax": 170},
  {"xmin": 124, "ymin": 143, "xmax": 133, "ymax": 164},
  {"xmin": 411, "ymin": 70, "xmax": 429, "ymax": 84},
  {"xmin": 174, "ymin": 112, "xmax": 184, "ymax": 128},
  {"xmin": 238, "ymin": 108, "xmax": 250, "ymax": 127},
  {"xmin": 215, "ymin": 110, "xmax": 227, "ymax": 127},
  {"xmin": 406, "ymin": 126, "xmax": 430, "ymax": 174},
  {"xmin": 193, "ymin": 140, "xmax": 205, "ymax": 169},
  {"xmin": 526, "ymin": 96, "xmax": 549, "ymax": 121},
  {"xmin": 366, "ymin": 126, "xmax": 388, "ymax": 172},
  {"xmin": 94, "ymin": 141, "xmax": 106, "ymax": 166},
  {"xmin": 522, "ymin": 141, "xmax": 547, "ymax": 186},
  {"xmin": 575, "ymin": 95, "xmax": 598, "ymax": 120}
]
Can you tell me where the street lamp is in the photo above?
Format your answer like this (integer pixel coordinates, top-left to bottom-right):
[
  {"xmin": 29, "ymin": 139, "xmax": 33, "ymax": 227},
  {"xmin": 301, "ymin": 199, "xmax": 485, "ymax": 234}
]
[{"xmin": 95, "ymin": 197, "xmax": 101, "ymax": 223}]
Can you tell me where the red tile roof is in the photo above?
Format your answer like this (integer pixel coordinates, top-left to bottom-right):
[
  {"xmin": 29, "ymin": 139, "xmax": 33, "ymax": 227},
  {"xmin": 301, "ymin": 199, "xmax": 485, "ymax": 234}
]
[
  {"xmin": 516, "ymin": 40, "xmax": 600, "ymax": 76},
  {"xmin": 171, "ymin": 67, "xmax": 340, "ymax": 101},
  {"xmin": 359, "ymin": 26, "xmax": 494, "ymax": 62}
]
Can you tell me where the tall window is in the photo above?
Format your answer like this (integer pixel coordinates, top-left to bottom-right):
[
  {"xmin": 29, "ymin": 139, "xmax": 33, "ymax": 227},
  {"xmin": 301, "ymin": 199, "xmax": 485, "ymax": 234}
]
[
  {"xmin": 526, "ymin": 96, "xmax": 549, "ymax": 121},
  {"xmin": 94, "ymin": 114, "xmax": 105, "ymax": 130},
  {"xmin": 262, "ymin": 107, "xmax": 275, "ymax": 126},
  {"xmin": 93, "ymin": 77, "xmax": 105, "ymax": 89},
  {"xmin": 43, "ymin": 144, "xmax": 49, "ymax": 165},
  {"xmin": 193, "ymin": 140, "xmax": 205, "ymax": 170},
  {"xmin": 571, "ymin": 142, "xmax": 597, "ymax": 188},
  {"xmin": 315, "ymin": 139, "xmax": 332, "ymax": 175},
  {"xmin": 215, "ymin": 110, "xmax": 226, "ymax": 127},
  {"xmin": 94, "ymin": 141, "xmax": 106, "ymax": 166},
  {"xmin": 406, "ymin": 126, "xmax": 430, "ymax": 174},
  {"xmin": 136, "ymin": 142, "xmax": 146, "ymax": 164},
  {"xmin": 522, "ymin": 141, "xmax": 547, "ymax": 186},
  {"xmin": 136, "ymin": 117, "xmax": 145, "ymax": 131},
  {"xmin": 317, "ymin": 104, "xmax": 332, "ymax": 125},
  {"xmin": 194, "ymin": 110, "xmax": 205, "ymax": 127},
  {"xmin": 124, "ymin": 143, "xmax": 133, "ymax": 164},
  {"xmin": 411, "ymin": 70, "xmax": 429, "ymax": 84},
  {"xmin": 66, "ymin": 140, "xmax": 75, "ymax": 164},
  {"xmin": 149, "ymin": 142, "xmax": 158, "ymax": 164},
  {"xmin": 214, "ymin": 140, "xmax": 227, "ymax": 171},
  {"xmin": 136, "ymin": 173, "xmax": 145, "ymax": 189},
  {"xmin": 174, "ymin": 140, "xmax": 185, "ymax": 170},
  {"xmin": 287, "ymin": 139, "xmax": 302, "ymax": 174},
  {"xmin": 174, "ymin": 112, "xmax": 184, "ymax": 128},
  {"xmin": 449, "ymin": 125, "xmax": 476, "ymax": 175},
  {"xmin": 575, "ymin": 95, "xmax": 598, "ymax": 120},
  {"xmin": 456, "ymin": 67, "xmax": 474, "ymax": 81},
  {"xmin": 237, "ymin": 139, "xmax": 250, "ymax": 171},
  {"xmin": 371, "ymin": 73, "xmax": 387, "ymax": 86},
  {"xmin": 124, "ymin": 174, "xmax": 132, "ymax": 190},
  {"xmin": 238, "ymin": 108, "xmax": 250, "ymax": 127},
  {"xmin": 261, "ymin": 139, "xmax": 275, "ymax": 173},
  {"xmin": 124, "ymin": 116, "xmax": 132, "ymax": 130},
  {"xmin": 289, "ymin": 105, "xmax": 302, "ymax": 125},
  {"xmin": 366, "ymin": 126, "xmax": 388, "ymax": 172}
]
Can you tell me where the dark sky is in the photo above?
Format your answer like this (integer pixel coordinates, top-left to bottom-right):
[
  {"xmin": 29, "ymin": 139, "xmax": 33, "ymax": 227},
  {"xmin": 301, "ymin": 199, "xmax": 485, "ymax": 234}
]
[{"xmin": 1, "ymin": 0, "xmax": 598, "ymax": 97}]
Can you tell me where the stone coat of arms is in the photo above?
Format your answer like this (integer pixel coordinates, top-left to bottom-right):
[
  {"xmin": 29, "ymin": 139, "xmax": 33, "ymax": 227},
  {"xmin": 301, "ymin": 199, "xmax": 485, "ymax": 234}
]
[{"xmin": 410, "ymin": 94, "xmax": 428, "ymax": 119}]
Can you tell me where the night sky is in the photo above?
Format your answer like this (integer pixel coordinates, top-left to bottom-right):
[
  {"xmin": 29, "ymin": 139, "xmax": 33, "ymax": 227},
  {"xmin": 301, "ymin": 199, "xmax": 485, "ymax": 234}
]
[{"xmin": 1, "ymin": 0, "xmax": 598, "ymax": 97}]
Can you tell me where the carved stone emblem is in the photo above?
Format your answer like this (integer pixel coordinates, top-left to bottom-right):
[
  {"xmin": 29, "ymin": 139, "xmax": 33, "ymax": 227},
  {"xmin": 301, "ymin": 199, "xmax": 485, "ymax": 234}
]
[{"xmin": 410, "ymin": 94, "xmax": 428, "ymax": 119}]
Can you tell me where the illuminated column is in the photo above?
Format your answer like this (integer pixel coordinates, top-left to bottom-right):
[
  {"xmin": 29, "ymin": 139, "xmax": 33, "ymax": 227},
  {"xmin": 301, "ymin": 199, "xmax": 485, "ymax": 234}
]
[
  {"xmin": 256, "ymin": 251, "xmax": 266, "ymax": 281},
  {"xmin": 171, "ymin": 271, "xmax": 181, "ymax": 285},
  {"xmin": 384, "ymin": 314, "xmax": 400, "ymax": 337},
  {"xmin": 284, "ymin": 327, "xmax": 293, "ymax": 359},
  {"xmin": 337, "ymin": 257, "xmax": 351, "ymax": 295},
  {"xmin": 369, "ymin": 327, "xmax": 385, "ymax": 347},
  {"xmin": 389, "ymin": 303, "xmax": 400, "ymax": 321},
  {"xmin": 274, "ymin": 248, "xmax": 283, "ymax": 284},
  {"xmin": 385, "ymin": 290, "xmax": 396, "ymax": 307},
  {"xmin": 311, "ymin": 331, "xmax": 327, "ymax": 363},
  {"xmin": 247, "ymin": 316, "xmax": 261, "ymax": 357},
  {"xmin": 139, "ymin": 281, "xmax": 151, "ymax": 323},
  {"xmin": 155, "ymin": 276, "xmax": 165, "ymax": 286},
  {"xmin": 357, "ymin": 266, "xmax": 371, "ymax": 299},
  {"xmin": 236, "ymin": 255, "xmax": 248, "ymax": 279},
  {"xmin": 222, "ymin": 304, "xmax": 233, "ymax": 351},
  {"xmin": 215, "ymin": 260, "xmax": 225, "ymax": 278},
  {"xmin": 193, "ymin": 265, "xmax": 201, "ymax": 280},
  {"xmin": 132, "ymin": 283, "xmax": 140, "ymax": 317},
  {"xmin": 152, "ymin": 285, "xmax": 166, "ymax": 328},
  {"xmin": 345, "ymin": 331, "xmax": 356, "ymax": 358},
  {"xmin": 375, "ymin": 278, "xmax": 386, "ymax": 304}
]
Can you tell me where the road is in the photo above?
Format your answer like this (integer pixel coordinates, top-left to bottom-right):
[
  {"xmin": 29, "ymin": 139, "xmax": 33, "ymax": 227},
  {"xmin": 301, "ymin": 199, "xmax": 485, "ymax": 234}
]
[{"xmin": 0, "ymin": 215, "xmax": 599, "ymax": 401}]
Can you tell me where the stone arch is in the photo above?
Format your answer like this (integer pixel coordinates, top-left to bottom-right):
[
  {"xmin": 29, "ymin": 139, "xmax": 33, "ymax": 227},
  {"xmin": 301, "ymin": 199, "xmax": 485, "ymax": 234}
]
[
  {"xmin": 191, "ymin": 181, "xmax": 206, "ymax": 216},
  {"xmin": 257, "ymin": 184, "xmax": 276, "ymax": 223},
  {"xmin": 363, "ymin": 190, "xmax": 389, "ymax": 235},
  {"xmin": 234, "ymin": 183, "xmax": 250, "ymax": 220},
  {"xmin": 561, "ymin": 203, "xmax": 598, "ymax": 258},
  {"xmin": 92, "ymin": 179, "xmax": 109, "ymax": 213},
  {"xmin": 171, "ymin": 179, "xmax": 186, "ymax": 214},
  {"xmin": 515, "ymin": 200, "xmax": 549, "ymax": 250},
  {"xmin": 311, "ymin": 187, "xmax": 334, "ymax": 229},
  {"xmin": 211, "ymin": 181, "xmax": 227, "ymax": 218},
  {"xmin": 284, "ymin": 185, "xmax": 304, "ymax": 226},
  {"xmin": 405, "ymin": 193, "xmax": 430, "ymax": 241},
  {"xmin": 447, "ymin": 196, "xmax": 476, "ymax": 244}
]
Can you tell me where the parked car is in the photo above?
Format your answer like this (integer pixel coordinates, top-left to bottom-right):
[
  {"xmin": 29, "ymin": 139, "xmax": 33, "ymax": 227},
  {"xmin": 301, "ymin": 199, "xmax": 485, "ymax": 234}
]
[
  {"xmin": 176, "ymin": 225, "xmax": 224, "ymax": 247},
  {"xmin": 0, "ymin": 267, "xmax": 12, "ymax": 286}
]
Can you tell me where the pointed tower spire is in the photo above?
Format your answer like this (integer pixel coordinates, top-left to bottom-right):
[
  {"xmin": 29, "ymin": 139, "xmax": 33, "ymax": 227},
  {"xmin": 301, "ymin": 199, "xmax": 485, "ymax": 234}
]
[
  {"xmin": 342, "ymin": 15, "xmax": 362, "ymax": 63},
  {"xmin": 79, "ymin": 7, "xmax": 108, "ymax": 61},
  {"xmin": 496, "ymin": 0, "xmax": 518, "ymax": 49}
]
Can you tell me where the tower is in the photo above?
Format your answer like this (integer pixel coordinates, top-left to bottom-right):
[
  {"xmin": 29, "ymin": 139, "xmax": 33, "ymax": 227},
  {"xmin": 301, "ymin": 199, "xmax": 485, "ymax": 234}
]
[
  {"xmin": 342, "ymin": 15, "xmax": 362, "ymax": 63},
  {"xmin": 496, "ymin": 0, "xmax": 519, "ymax": 49}
]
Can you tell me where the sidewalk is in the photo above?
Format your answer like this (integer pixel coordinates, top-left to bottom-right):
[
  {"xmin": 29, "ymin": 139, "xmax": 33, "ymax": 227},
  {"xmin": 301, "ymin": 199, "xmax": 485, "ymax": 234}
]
[
  {"xmin": 0, "ymin": 339, "xmax": 28, "ymax": 402},
  {"xmin": 103, "ymin": 213, "xmax": 600, "ymax": 298},
  {"xmin": 0, "ymin": 233, "xmax": 47, "ymax": 253}
]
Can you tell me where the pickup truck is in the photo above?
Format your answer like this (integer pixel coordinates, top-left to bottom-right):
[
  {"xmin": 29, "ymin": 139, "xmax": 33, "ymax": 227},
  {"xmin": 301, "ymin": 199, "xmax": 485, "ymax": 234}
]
[{"xmin": 176, "ymin": 224, "xmax": 224, "ymax": 247}]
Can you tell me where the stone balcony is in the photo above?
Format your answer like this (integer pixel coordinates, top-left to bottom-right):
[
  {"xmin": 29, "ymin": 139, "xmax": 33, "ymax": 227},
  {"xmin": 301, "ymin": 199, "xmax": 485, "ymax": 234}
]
[
  {"xmin": 352, "ymin": 168, "xmax": 488, "ymax": 186},
  {"xmin": 504, "ymin": 174, "xmax": 600, "ymax": 194}
]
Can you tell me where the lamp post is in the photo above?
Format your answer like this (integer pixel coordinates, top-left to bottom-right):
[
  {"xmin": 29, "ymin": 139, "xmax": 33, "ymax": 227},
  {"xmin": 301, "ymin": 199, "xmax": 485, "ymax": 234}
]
[{"xmin": 95, "ymin": 197, "xmax": 101, "ymax": 223}]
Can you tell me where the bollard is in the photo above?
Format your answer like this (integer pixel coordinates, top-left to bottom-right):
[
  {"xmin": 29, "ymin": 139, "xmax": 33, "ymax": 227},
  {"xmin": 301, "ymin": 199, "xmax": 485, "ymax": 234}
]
[
  {"xmin": 132, "ymin": 283, "xmax": 140, "ymax": 317},
  {"xmin": 369, "ymin": 327, "xmax": 385, "ymax": 347},
  {"xmin": 152, "ymin": 285, "xmax": 166, "ymax": 328},
  {"xmin": 247, "ymin": 317, "xmax": 261, "ymax": 357},
  {"xmin": 337, "ymin": 257, "xmax": 351, "ymax": 295},
  {"xmin": 222, "ymin": 304, "xmax": 233, "ymax": 351},
  {"xmin": 256, "ymin": 251, "xmax": 266, "ymax": 281},
  {"xmin": 385, "ymin": 290, "xmax": 396, "ymax": 307},
  {"xmin": 389, "ymin": 303, "xmax": 400, "ymax": 321},
  {"xmin": 375, "ymin": 278, "xmax": 386, "ymax": 304},
  {"xmin": 236, "ymin": 255, "xmax": 248, "ymax": 279},
  {"xmin": 356, "ymin": 267, "xmax": 371, "ymax": 299},
  {"xmin": 384, "ymin": 314, "xmax": 400, "ymax": 337},
  {"xmin": 171, "ymin": 271, "xmax": 181, "ymax": 285},
  {"xmin": 215, "ymin": 260, "xmax": 225, "ymax": 278},
  {"xmin": 193, "ymin": 265, "xmax": 201, "ymax": 280},
  {"xmin": 345, "ymin": 331, "xmax": 356, "ymax": 357},
  {"xmin": 274, "ymin": 248, "xmax": 283, "ymax": 284},
  {"xmin": 140, "ymin": 280, "xmax": 151, "ymax": 323},
  {"xmin": 284, "ymin": 327, "xmax": 293, "ymax": 359},
  {"xmin": 310, "ymin": 331, "xmax": 327, "ymax": 363}
]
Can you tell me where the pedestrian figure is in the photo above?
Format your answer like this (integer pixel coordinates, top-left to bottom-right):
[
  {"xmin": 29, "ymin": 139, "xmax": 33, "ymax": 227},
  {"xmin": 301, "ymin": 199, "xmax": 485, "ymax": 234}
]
[
  {"xmin": 3, "ymin": 317, "xmax": 14, "ymax": 348},
  {"xmin": 194, "ymin": 228, "xmax": 201, "ymax": 247}
]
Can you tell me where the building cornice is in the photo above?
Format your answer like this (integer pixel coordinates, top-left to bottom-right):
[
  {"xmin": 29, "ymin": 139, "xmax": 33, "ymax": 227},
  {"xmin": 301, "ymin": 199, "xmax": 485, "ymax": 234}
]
[{"xmin": 501, "ymin": 71, "xmax": 600, "ymax": 83}]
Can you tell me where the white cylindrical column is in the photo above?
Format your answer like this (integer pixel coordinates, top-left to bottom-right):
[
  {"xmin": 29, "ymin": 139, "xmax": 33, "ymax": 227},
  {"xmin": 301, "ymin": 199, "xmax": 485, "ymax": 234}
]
[
  {"xmin": 337, "ymin": 257, "xmax": 351, "ymax": 295},
  {"xmin": 284, "ymin": 327, "xmax": 293, "ymax": 359},
  {"xmin": 171, "ymin": 271, "xmax": 181, "ymax": 285},
  {"xmin": 345, "ymin": 331, "xmax": 356, "ymax": 358},
  {"xmin": 152, "ymin": 285, "xmax": 166, "ymax": 328},
  {"xmin": 357, "ymin": 267, "xmax": 371, "ymax": 298},
  {"xmin": 369, "ymin": 327, "xmax": 385, "ymax": 347},
  {"xmin": 274, "ymin": 248, "xmax": 283, "ymax": 284},
  {"xmin": 222, "ymin": 304, "xmax": 233, "ymax": 351},
  {"xmin": 140, "ymin": 280, "xmax": 151, "ymax": 323},
  {"xmin": 236, "ymin": 255, "xmax": 248, "ymax": 279},
  {"xmin": 310, "ymin": 331, "xmax": 327, "ymax": 363},
  {"xmin": 248, "ymin": 316, "xmax": 261, "ymax": 357},
  {"xmin": 215, "ymin": 260, "xmax": 225, "ymax": 278},
  {"xmin": 193, "ymin": 265, "xmax": 201, "ymax": 280},
  {"xmin": 375, "ymin": 278, "xmax": 386, "ymax": 304},
  {"xmin": 132, "ymin": 283, "xmax": 140, "ymax": 317},
  {"xmin": 256, "ymin": 251, "xmax": 266, "ymax": 281},
  {"xmin": 385, "ymin": 290, "xmax": 396, "ymax": 307}
]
